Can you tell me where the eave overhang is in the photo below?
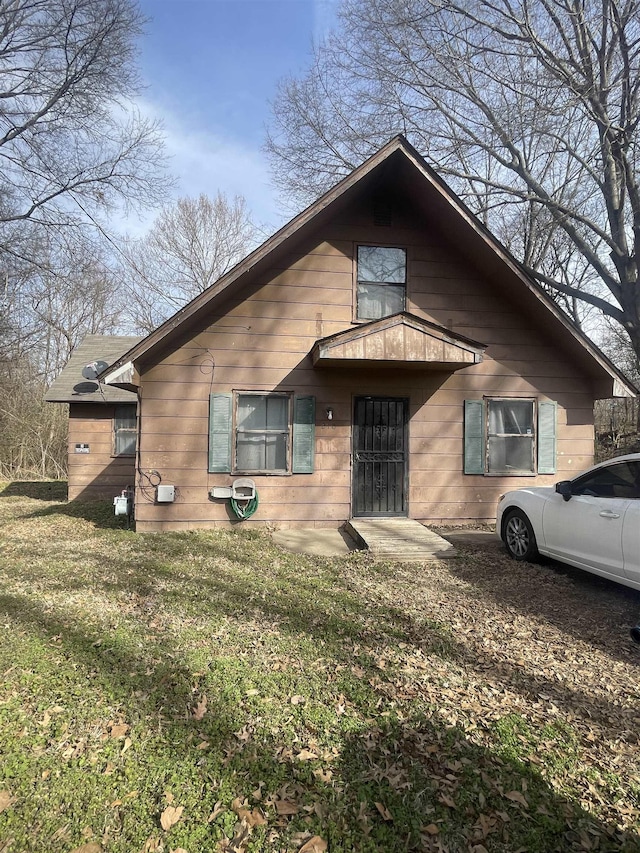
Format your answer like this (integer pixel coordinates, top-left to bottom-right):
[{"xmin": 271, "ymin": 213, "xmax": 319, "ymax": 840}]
[
  {"xmin": 102, "ymin": 360, "xmax": 139, "ymax": 393},
  {"xmin": 312, "ymin": 313, "xmax": 486, "ymax": 369}
]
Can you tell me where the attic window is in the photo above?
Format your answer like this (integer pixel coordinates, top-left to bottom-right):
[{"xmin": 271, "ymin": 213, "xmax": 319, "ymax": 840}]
[
  {"xmin": 372, "ymin": 196, "xmax": 392, "ymax": 226},
  {"xmin": 356, "ymin": 245, "xmax": 406, "ymax": 321}
]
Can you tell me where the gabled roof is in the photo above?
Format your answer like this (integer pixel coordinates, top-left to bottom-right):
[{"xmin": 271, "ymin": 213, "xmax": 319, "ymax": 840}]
[
  {"xmin": 312, "ymin": 312, "xmax": 486, "ymax": 369},
  {"xmin": 45, "ymin": 335, "xmax": 142, "ymax": 404},
  {"xmin": 102, "ymin": 136, "xmax": 636, "ymax": 399}
]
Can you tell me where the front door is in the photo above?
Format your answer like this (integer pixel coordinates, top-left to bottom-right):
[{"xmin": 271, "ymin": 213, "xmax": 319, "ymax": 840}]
[{"xmin": 352, "ymin": 397, "xmax": 408, "ymax": 517}]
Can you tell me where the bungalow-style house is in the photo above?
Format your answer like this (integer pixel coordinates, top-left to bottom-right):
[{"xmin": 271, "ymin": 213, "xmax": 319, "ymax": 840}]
[
  {"xmin": 49, "ymin": 137, "xmax": 636, "ymax": 529},
  {"xmin": 45, "ymin": 335, "xmax": 142, "ymax": 500}
]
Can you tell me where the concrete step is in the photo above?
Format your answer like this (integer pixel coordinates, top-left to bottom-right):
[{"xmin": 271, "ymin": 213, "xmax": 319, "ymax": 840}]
[{"xmin": 345, "ymin": 517, "xmax": 457, "ymax": 562}]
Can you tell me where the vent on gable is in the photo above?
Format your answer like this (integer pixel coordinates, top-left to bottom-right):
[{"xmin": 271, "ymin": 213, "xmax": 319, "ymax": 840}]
[{"xmin": 372, "ymin": 195, "xmax": 392, "ymax": 227}]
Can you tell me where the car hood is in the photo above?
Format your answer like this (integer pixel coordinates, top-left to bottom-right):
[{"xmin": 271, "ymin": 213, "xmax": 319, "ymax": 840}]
[{"xmin": 502, "ymin": 486, "xmax": 556, "ymax": 500}]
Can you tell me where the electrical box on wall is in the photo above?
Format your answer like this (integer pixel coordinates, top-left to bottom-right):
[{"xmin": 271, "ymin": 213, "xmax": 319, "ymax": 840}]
[
  {"xmin": 156, "ymin": 484, "xmax": 175, "ymax": 503},
  {"xmin": 210, "ymin": 486, "xmax": 233, "ymax": 499}
]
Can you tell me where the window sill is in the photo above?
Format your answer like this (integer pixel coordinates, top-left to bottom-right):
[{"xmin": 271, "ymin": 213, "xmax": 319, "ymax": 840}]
[
  {"xmin": 232, "ymin": 470, "xmax": 292, "ymax": 477},
  {"xmin": 484, "ymin": 471, "xmax": 537, "ymax": 477}
]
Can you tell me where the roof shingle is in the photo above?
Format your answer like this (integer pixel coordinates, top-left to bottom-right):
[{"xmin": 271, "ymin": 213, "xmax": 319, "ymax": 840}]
[{"xmin": 45, "ymin": 335, "xmax": 142, "ymax": 404}]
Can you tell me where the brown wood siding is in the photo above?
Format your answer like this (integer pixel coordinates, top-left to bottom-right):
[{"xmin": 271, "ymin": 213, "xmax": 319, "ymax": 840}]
[
  {"xmin": 134, "ymin": 196, "xmax": 598, "ymax": 530},
  {"xmin": 68, "ymin": 404, "xmax": 136, "ymax": 501}
]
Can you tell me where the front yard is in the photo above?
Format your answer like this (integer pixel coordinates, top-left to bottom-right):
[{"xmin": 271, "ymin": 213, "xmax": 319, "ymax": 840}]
[{"xmin": 0, "ymin": 482, "xmax": 639, "ymax": 852}]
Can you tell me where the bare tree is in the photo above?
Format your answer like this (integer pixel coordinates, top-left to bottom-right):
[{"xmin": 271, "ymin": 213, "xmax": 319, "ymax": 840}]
[
  {"xmin": 0, "ymin": 0, "xmax": 171, "ymax": 482},
  {"xmin": 121, "ymin": 193, "xmax": 258, "ymax": 333},
  {"xmin": 0, "ymin": 231, "xmax": 124, "ymax": 479},
  {"xmin": 0, "ymin": 0, "xmax": 169, "ymax": 257},
  {"xmin": 267, "ymin": 0, "xmax": 640, "ymax": 369}
]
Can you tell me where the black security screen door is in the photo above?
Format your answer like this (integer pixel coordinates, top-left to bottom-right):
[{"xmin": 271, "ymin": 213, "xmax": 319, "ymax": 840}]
[{"xmin": 353, "ymin": 397, "xmax": 408, "ymax": 516}]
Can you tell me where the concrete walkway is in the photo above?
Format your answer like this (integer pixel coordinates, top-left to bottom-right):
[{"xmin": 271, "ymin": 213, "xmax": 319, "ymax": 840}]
[{"xmin": 271, "ymin": 527, "xmax": 356, "ymax": 557}]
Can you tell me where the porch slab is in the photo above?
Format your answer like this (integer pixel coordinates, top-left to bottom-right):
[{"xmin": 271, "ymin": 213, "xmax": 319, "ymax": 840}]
[
  {"xmin": 272, "ymin": 527, "xmax": 357, "ymax": 557},
  {"xmin": 345, "ymin": 518, "xmax": 457, "ymax": 562}
]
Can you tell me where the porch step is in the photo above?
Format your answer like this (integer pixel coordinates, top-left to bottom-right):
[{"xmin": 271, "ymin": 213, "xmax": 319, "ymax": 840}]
[{"xmin": 345, "ymin": 518, "xmax": 457, "ymax": 562}]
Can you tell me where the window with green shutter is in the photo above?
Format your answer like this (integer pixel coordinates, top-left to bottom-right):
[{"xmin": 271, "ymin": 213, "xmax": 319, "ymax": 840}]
[
  {"xmin": 464, "ymin": 398, "xmax": 557, "ymax": 475},
  {"xmin": 209, "ymin": 392, "xmax": 316, "ymax": 475}
]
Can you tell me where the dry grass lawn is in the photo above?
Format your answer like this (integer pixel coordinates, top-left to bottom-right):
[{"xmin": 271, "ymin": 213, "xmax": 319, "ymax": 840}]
[{"xmin": 0, "ymin": 481, "xmax": 639, "ymax": 852}]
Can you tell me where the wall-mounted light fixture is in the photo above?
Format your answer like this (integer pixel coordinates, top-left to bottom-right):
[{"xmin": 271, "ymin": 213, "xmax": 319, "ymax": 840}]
[{"xmin": 326, "ymin": 407, "xmax": 334, "ymax": 420}]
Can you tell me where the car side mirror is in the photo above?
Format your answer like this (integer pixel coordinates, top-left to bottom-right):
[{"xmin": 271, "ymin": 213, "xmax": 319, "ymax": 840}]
[{"xmin": 555, "ymin": 480, "xmax": 573, "ymax": 502}]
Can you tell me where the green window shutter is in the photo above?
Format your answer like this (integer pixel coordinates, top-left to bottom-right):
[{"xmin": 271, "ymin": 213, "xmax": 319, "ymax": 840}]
[
  {"xmin": 464, "ymin": 399, "xmax": 485, "ymax": 474},
  {"xmin": 209, "ymin": 393, "xmax": 232, "ymax": 473},
  {"xmin": 537, "ymin": 400, "xmax": 557, "ymax": 474},
  {"xmin": 292, "ymin": 395, "xmax": 316, "ymax": 474}
]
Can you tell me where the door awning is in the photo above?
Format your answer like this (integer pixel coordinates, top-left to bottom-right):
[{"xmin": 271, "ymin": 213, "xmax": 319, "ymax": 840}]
[{"xmin": 312, "ymin": 312, "xmax": 485, "ymax": 369}]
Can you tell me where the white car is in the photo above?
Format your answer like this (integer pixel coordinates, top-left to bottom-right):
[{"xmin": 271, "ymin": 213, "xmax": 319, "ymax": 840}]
[{"xmin": 496, "ymin": 453, "xmax": 640, "ymax": 591}]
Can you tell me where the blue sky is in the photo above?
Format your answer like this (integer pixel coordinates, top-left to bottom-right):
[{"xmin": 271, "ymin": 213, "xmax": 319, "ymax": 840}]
[{"xmin": 128, "ymin": 0, "xmax": 339, "ymax": 234}]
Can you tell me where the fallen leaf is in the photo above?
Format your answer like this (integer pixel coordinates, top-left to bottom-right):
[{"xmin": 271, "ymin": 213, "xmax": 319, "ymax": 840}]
[
  {"xmin": 207, "ymin": 801, "xmax": 224, "ymax": 822},
  {"xmin": 313, "ymin": 768, "xmax": 333, "ymax": 784},
  {"xmin": 196, "ymin": 740, "xmax": 209, "ymax": 750},
  {"xmin": 160, "ymin": 805, "xmax": 184, "ymax": 831},
  {"xmin": 374, "ymin": 802, "xmax": 393, "ymax": 821},
  {"xmin": 110, "ymin": 723, "xmax": 129, "ymax": 739},
  {"xmin": 423, "ymin": 824, "xmax": 440, "ymax": 835},
  {"xmin": 121, "ymin": 737, "xmax": 132, "ymax": 754},
  {"xmin": 231, "ymin": 797, "xmax": 267, "ymax": 828},
  {"xmin": 505, "ymin": 791, "xmax": 529, "ymax": 808},
  {"xmin": 192, "ymin": 695, "xmax": 207, "ymax": 720},
  {"xmin": 69, "ymin": 845, "xmax": 102, "ymax": 853},
  {"xmin": 0, "ymin": 791, "xmax": 15, "ymax": 814},
  {"xmin": 275, "ymin": 799, "xmax": 298, "ymax": 815},
  {"xmin": 171, "ymin": 849, "xmax": 189, "ymax": 853},
  {"xmin": 299, "ymin": 836, "xmax": 328, "ymax": 853},
  {"xmin": 439, "ymin": 794, "xmax": 456, "ymax": 808},
  {"xmin": 296, "ymin": 749, "xmax": 318, "ymax": 761},
  {"xmin": 290, "ymin": 695, "xmax": 306, "ymax": 705}
]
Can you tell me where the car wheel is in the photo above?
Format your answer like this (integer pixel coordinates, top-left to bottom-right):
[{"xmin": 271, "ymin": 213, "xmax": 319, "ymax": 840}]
[{"xmin": 503, "ymin": 510, "xmax": 539, "ymax": 562}]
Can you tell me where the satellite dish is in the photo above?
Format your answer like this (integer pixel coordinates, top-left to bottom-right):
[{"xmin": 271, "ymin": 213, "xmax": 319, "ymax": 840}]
[
  {"xmin": 73, "ymin": 381, "xmax": 99, "ymax": 394},
  {"xmin": 82, "ymin": 360, "xmax": 109, "ymax": 380}
]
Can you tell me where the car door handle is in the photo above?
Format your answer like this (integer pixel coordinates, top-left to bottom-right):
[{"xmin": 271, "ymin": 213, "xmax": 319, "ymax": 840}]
[{"xmin": 599, "ymin": 510, "xmax": 620, "ymax": 519}]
